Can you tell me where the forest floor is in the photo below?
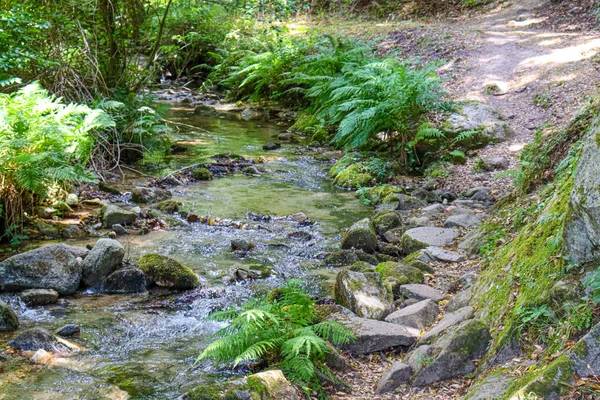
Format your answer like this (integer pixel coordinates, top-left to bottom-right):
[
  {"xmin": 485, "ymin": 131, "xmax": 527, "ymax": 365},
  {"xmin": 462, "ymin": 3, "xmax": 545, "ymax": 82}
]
[{"xmin": 310, "ymin": 1, "xmax": 600, "ymax": 399}]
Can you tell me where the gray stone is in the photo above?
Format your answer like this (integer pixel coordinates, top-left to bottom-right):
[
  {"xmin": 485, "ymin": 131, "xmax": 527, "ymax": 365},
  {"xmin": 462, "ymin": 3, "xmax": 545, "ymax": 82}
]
[
  {"xmin": 231, "ymin": 239, "xmax": 255, "ymax": 252},
  {"xmin": 444, "ymin": 212, "xmax": 486, "ymax": 229},
  {"xmin": 383, "ymin": 194, "xmax": 426, "ymax": 211},
  {"xmin": 102, "ymin": 204, "xmax": 137, "ymax": 228},
  {"xmin": 385, "ymin": 299, "xmax": 439, "ymax": 329},
  {"xmin": 56, "ymin": 324, "xmax": 80, "ymax": 337},
  {"xmin": 465, "ymin": 373, "xmax": 514, "ymax": 400},
  {"xmin": 421, "ymin": 306, "xmax": 475, "ymax": 343},
  {"xmin": 446, "ymin": 288, "xmax": 473, "ymax": 312},
  {"xmin": 334, "ymin": 270, "xmax": 393, "ymax": 320},
  {"xmin": 480, "ymin": 156, "xmax": 510, "ymax": 171},
  {"xmin": 0, "ymin": 300, "xmax": 19, "ymax": 331},
  {"xmin": 372, "ymin": 210, "xmax": 402, "ymax": 235},
  {"xmin": 38, "ymin": 206, "xmax": 58, "ymax": 219},
  {"xmin": 21, "ymin": 289, "xmax": 59, "ymax": 306},
  {"xmin": 458, "ymin": 228, "xmax": 486, "ymax": 255},
  {"xmin": 247, "ymin": 370, "xmax": 299, "ymax": 400},
  {"xmin": 241, "ymin": 108, "xmax": 262, "ymax": 121},
  {"xmin": 383, "ymin": 227, "xmax": 406, "ymax": 245},
  {"xmin": 400, "ymin": 227, "xmax": 460, "ymax": 254},
  {"xmin": 263, "ymin": 141, "xmax": 281, "ymax": 151},
  {"xmin": 112, "ymin": 224, "xmax": 127, "ymax": 235},
  {"xmin": 332, "ymin": 313, "xmax": 420, "ymax": 354},
  {"xmin": 465, "ymin": 186, "xmax": 491, "ymax": 198},
  {"xmin": 341, "ymin": 218, "xmax": 378, "ymax": 254},
  {"xmin": 62, "ymin": 245, "xmax": 90, "ymax": 260},
  {"xmin": 131, "ymin": 187, "xmax": 172, "ymax": 204},
  {"xmin": 412, "ymin": 320, "xmax": 491, "ymax": 386},
  {"xmin": 81, "ymin": 239, "xmax": 125, "ymax": 287},
  {"xmin": 0, "ymin": 244, "xmax": 82, "ymax": 295},
  {"xmin": 8, "ymin": 328, "xmax": 71, "ymax": 352},
  {"xmin": 376, "ymin": 362, "xmax": 412, "ymax": 394},
  {"xmin": 399, "ymin": 284, "xmax": 445, "ymax": 302},
  {"xmin": 406, "ymin": 216, "xmax": 433, "ymax": 227},
  {"xmin": 442, "ymin": 104, "xmax": 513, "ymax": 148},
  {"xmin": 425, "ymin": 247, "xmax": 466, "ymax": 263},
  {"xmin": 406, "ymin": 344, "xmax": 437, "ymax": 371},
  {"xmin": 66, "ymin": 193, "xmax": 79, "ymax": 207},
  {"xmin": 103, "ymin": 268, "xmax": 148, "ymax": 294},
  {"xmin": 459, "ymin": 271, "xmax": 479, "ymax": 289},
  {"xmin": 422, "ymin": 204, "xmax": 446, "ymax": 214}
]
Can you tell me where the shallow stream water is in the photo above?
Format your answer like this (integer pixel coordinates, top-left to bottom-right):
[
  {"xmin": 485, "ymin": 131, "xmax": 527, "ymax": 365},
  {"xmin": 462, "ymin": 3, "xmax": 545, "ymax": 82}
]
[{"xmin": 0, "ymin": 107, "xmax": 370, "ymax": 399}]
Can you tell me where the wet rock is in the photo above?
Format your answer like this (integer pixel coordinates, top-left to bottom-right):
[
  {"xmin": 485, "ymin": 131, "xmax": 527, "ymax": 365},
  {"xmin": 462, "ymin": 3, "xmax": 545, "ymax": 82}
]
[
  {"xmin": 36, "ymin": 220, "xmax": 61, "ymax": 238},
  {"xmin": 441, "ymin": 103, "xmax": 513, "ymax": 148},
  {"xmin": 399, "ymin": 284, "xmax": 445, "ymax": 303},
  {"xmin": 98, "ymin": 182, "xmax": 121, "ymax": 195},
  {"xmin": 242, "ymin": 165, "xmax": 260, "ymax": 175},
  {"xmin": 278, "ymin": 131, "xmax": 293, "ymax": 141},
  {"xmin": 131, "ymin": 187, "xmax": 172, "ymax": 204},
  {"xmin": 112, "ymin": 224, "xmax": 127, "ymax": 235},
  {"xmin": 288, "ymin": 212, "xmax": 310, "ymax": 224},
  {"xmin": 334, "ymin": 270, "xmax": 393, "ymax": 320},
  {"xmin": 411, "ymin": 320, "xmax": 491, "ymax": 386},
  {"xmin": 421, "ymin": 306, "xmax": 475, "ymax": 343},
  {"xmin": 241, "ymin": 108, "xmax": 262, "ymax": 121},
  {"xmin": 103, "ymin": 268, "xmax": 148, "ymax": 294},
  {"xmin": 62, "ymin": 225, "xmax": 88, "ymax": 239},
  {"xmin": 247, "ymin": 370, "xmax": 300, "ymax": 400},
  {"xmin": 52, "ymin": 201, "xmax": 73, "ymax": 213},
  {"xmin": 231, "ymin": 239, "xmax": 255, "ymax": 252},
  {"xmin": 66, "ymin": 193, "xmax": 79, "ymax": 207},
  {"xmin": 38, "ymin": 206, "xmax": 58, "ymax": 219},
  {"xmin": 102, "ymin": 204, "xmax": 137, "ymax": 228},
  {"xmin": 424, "ymin": 247, "xmax": 466, "ymax": 263},
  {"xmin": 229, "ymin": 265, "xmax": 273, "ymax": 282},
  {"xmin": 444, "ymin": 212, "xmax": 486, "ymax": 228},
  {"xmin": 154, "ymin": 200, "xmax": 181, "ymax": 214},
  {"xmin": 182, "ymin": 379, "xmax": 251, "ymax": 400},
  {"xmin": 480, "ymin": 155, "xmax": 510, "ymax": 171},
  {"xmin": 21, "ymin": 289, "xmax": 59, "ymax": 306},
  {"xmin": 81, "ymin": 239, "xmax": 125, "ymax": 287},
  {"xmin": 8, "ymin": 328, "xmax": 71, "ymax": 352},
  {"xmin": 138, "ymin": 254, "xmax": 200, "ymax": 290},
  {"xmin": 262, "ymin": 141, "xmax": 281, "ymax": 151},
  {"xmin": 376, "ymin": 362, "xmax": 412, "ymax": 394},
  {"xmin": 384, "ymin": 299, "xmax": 439, "ymax": 330},
  {"xmin": 399, "ymin": 227, "xmax": 460, "ymax": 254},
  {"xmin": 0, "ymin": 244, "xmax": 82, "ymax": 295},
  {"xmin": 341, "ymin": 218, "xmax": 378, "ymax": 254},
  {"xmin": 287, "ymin": 231, "xmax": 313, "ymax": 241},
  {"xmin": 0, "ymin": 300, "xmax": 19, "ymax": 331},
  {"xmin": 372, "ymin": 210, "xmax": 402, "ymax": 235},
  {"xmin": 186, "ymin": 214, "xmax": 199, "ymax": 223},
  {"xmin": 191, "ymin": 167, "xmax": 213, "ymax": 181},
  {"xmin": 325, "ymin": 249, "xmax": 378, "ymax": 267},
  {"xmin": 332, "ymin": 313, "xmax": 420, "ymax": 354},
  {"xmin": 446, "ymin": 288, "xmax": 473, "ymax": 312},
  {"xmin": 56, "ymin": 324, "xmax": 80, "ymax": 337}
]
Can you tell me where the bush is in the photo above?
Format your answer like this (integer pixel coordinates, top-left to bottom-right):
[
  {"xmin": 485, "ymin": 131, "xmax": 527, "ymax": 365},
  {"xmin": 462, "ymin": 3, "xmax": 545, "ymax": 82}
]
[{"xmin": 197, "ymin": 280, "xmax": 354, "ymax": 399}]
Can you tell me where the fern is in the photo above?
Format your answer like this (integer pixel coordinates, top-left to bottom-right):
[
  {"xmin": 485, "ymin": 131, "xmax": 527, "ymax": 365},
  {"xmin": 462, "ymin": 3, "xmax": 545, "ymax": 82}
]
[{"xmin": 197, "ymin": 280, "xmax": 355, "ymax": 399}]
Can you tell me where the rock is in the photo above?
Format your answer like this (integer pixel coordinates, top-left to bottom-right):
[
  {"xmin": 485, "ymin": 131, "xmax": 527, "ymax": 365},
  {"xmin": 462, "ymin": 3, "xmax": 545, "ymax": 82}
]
[
  {"xmin": 421, "ymin": 306, "xmax": 475, "ymax": 343},
  {"xmin": 112, "ymin": 224, "xmax": 127, "ymax": 235},
  {"xmin": 38, "ymin": 207, "xmax": 58, "ymax": 219},
  {"xmin": 191, "ymin": 168, "xmax": 213, "ymax": 181},
  {"xmin": 341, "ymin": 218, "xmax": 378, "ymax": 254},
  {"xmin": 0, "ymin": 244, "xmax": 82, "ymax": 295},
  {"xmin": 398, "ymin": 284, "xmax": 445, "ymax": 302},
  {"xmin": 399, "ymin": 227, "xmax": 460, "ymax": 254},
  {"xmin": 262, "ymin": 141, "xmax": 281, "ymax": 151},
  {"xmin": 333, "ymin": 164, "xmax": 373, "ymax": 188},
  {"xmin": 402, "ymin": 250, "xmax": 436, "ymax": 274},
  {"xmin": 21, "ymin": 289, "xmax": 59, "ymax": 306},
  {"xmin": 287, "ymin": 231, "xmax": 312, "ymax": 241},
  {"xmin": 288, "ymin": 212, "xmax": 310, "ymax": 224},
  {"xmin": 8, "ymin": 328, "xmax": 71, "ymax": 352},
  {"xmin": 103, "ymin": 268, "xmax": 148, "ymax": 294},
  {"xmin": 383, "ymin": 227, "xmax": 407, "ymax": 245},
  {"xmin": 334, "ymin": 270, "xmax": 393, "ymax": 320},
  {"xmin": 324, "ymin": 345, "xmax": 350, "ymax": 372},
  {"xmin": 424, "ymin": 247, "xmax": 466, "ymax": 263},
  {"xmin": 182, "ymin": 379, "xmax": 251, "ymax": 400},
  {"xmin": 247, "ymin": 370, "xmax": 299, "ymax": 400},
  {"xmin": 384, "ymin": 299, "xmax": 439, "ymax": 330},
  {"xmin": 446, "ymin": 288, "xmax": 473, "ymax": 312},
  {"xmin": 374, "ymin": 262, "xmax": 424, "ymax": 299},
  {"xmin": 278, "ymin": 131, "xmax": 293, "ymax": 141},
  {"xmin": 61, "ymin": 225, "xmax": 87, "ymax": 239},
  {"xmin": 138, "ymin": 254, "xmax": 200, "ymax": 290},
  {"xmin": 154, "ymin": 200, "xmax": 181, "ymax": 214},
  {"xmin": 131, "ymin": 187, "xmax": 172, "ymax": 204},
  {"xmin": 231, "ymin": 239, "xmax": 255, "ymax": 252},
  {"xmin": 81, "ymin": 198, "xmax": 108, "ymax": 207},
  {"xmin": 98, "ymin": 182, "xmax": 121, "ymax": 195},
  {"xmin": 479, "ymin": 155, "xmax": 509, "ymax": 171},
  {"xmin": 441, "ymin": 104, "xmax": 513, "ymax": 148},
  {"xmin": 411, "ymin": 320, "xmax": 491, "ymax": 386},
  {"xmin": 0, "ymin": 300, "xmax": 19, "ymax": 330},
  {"xmin": 422, "ymin": 203, "xmax": 446, "ymax": 214},
  {"xmin": 406, "ymin": 216, "xmax": 432, "ymax": 227},
  {"xmin": 458, "ymin": 228, "xmax": 486, "ymax": 255},
  {"xmin": 372, "ymin": 210, "xmax": 402, "ymax": 235},
  {"xmin": 465, "ymin": 373, "xmax": 514, "ymax": 400},
  {"xmin": 376, "ymin": 362, "xmax": 413, "ymax": 394},
  {"xmin": 381, "ymin": 194, "xmax": 426, "ymax": 211},
  {"xmin": 242, "ymin": 166, "xmax": 260, "ymax": 175},
  {"xmin": 458, "ymin": 271, "xmax": 479, "ymax": 289},
  {"xmin": 102, "ymin": 204, "xmax": 137, "ymax": 228},
  {"xmin": 241, "ymin": 108, "xmax": 262, "ymax": 121},
  {"xmin": 66, "ymin": 193, "xmax": 79, "ymax": 207},
  {"xmin": 56, "ymin": 324, "xmax": 80, "ymax": 337},
  {"xmin": 52, "ymin": 201, "xmax": 73, "ymax": 213},
  {"xmin": 444, "ymin": 212, "xmax": 486, "ymax": 228},
  {"xmin": 411, "ymin": 188, "xmax": 441, "ymax": 204},
  {"xmin": 81, "ymin": 239, "xmax": 125, "ymax": 287},
  {"xmin": 324, "ymin": 249, "xmax": 378, "ymax": 267},
  {"xmin": 37, "ymin": 220, "xmax": 61, "ymax": 238},
  {"xmin": 333, "ymin": 313, "xmax": 420, "ymax": 354},
  {"xmin": 465, "ymin": 186, "xmax": 491, "ymax": 198}
]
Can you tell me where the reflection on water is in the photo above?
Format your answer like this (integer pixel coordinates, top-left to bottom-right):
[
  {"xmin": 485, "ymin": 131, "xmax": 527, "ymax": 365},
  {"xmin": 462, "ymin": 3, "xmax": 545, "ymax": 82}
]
[{"xmin": 0, "ymin": 109, "xmax": 369, "ymax": 399}]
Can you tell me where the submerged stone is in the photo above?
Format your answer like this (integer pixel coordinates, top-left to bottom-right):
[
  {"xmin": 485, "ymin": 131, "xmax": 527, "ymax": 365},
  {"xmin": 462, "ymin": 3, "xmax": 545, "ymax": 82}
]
[
  {"xmin": 0, "ymin": 300, "xmax": 19, "ymax": 331},
  {"xmin": 21, "ymin": 289, "xmax": 59, "ymax": 306}
]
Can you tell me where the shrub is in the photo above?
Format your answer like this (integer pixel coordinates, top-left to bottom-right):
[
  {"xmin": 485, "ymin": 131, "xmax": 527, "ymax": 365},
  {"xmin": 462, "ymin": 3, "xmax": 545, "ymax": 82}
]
[{"xmin": 197, "ymin": 280, "xmax": 355, "ymax": 399}]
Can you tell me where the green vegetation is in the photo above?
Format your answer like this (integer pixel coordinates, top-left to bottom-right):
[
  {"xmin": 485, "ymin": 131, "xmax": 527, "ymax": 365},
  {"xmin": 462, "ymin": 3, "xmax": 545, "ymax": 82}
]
[{"xmin": 197, "ymin": 280, "xmax": 354, "ymax": 399}]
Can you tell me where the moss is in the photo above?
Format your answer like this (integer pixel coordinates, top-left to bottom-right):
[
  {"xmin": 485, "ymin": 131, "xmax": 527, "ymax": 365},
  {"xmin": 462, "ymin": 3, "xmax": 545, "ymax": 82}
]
[
  {"xmin": 505, "ymin": 355, "xmax": 574, "ymax": 399},
  {"xmin": 154, "ymin": 200, "xmax": 181, "ymax": 214},
  {"xmin": 349, "ymin": 261, "xmax": 374, "ymax": 272},
  {"xmin": 399, "ymin": 233, "xmax": 429, "ymax": 255},
  {"xmin": 375, "ymin": 262, "xmax": 424, "ymax": 298},
  {"xmin": 138, "ymin": 254, "xmax": 200, "ymax": 290},
  {"xmin": 184, "ymin": 381, "xmax": 250, "ymax": 400},
  {"xmin": 0, "ymin": 300, "xmax": 19, "ymax": 331},
  {"xmin": 248, "ymin": 264, "xmax": 273, "ymax": 279},
  {"xmin": 367, "ymin": 185, "xmax": 402, "ymax": 205},
  {"xmin": 333, "ymin": 164, "xmax": 373, "ymax": 189},
  {"xmin": 191, "ymin": 167, "xmax": 213, "ymax": 181},
  {"xmin": 100, "ymin": 364, "xmax": 158, "ymax": 397},
  {"xmin": 402, "ymin": 251, "xmax": 436, "ymax": 274},
  {"xmin": 371, "ymin": 210, "xmax": 402, "ymax": 234}
]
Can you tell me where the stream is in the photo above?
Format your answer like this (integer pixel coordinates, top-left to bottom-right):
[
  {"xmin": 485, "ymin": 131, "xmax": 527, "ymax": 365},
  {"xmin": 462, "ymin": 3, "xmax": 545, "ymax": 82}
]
[{"xmin": 0, "ymin": 106, "xmax": 370, "ymax": 399}]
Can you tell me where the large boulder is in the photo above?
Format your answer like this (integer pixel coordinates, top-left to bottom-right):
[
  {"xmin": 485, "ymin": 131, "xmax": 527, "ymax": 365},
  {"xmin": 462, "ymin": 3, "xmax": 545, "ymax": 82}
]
[
  {"xmin": 20, "ymin": 289, "xmax": 59, "ymax": 306},
  {"xmin": 421, "ymin": 306, "xmax": 475, "ymax": 343},
  {"xmin": 332, "ymin": 313, "xmax": 420, "ymax": 354},
  {"xmin": 399, "ymin": 227, "xmax": 459, "ymax": 254},
  {"xmin": 441, "ymin": 104, "xmax": 513, "ymax": 149},
  {"xmin": 376, "ymin": 362, "xmax": 412, "ymax": 394},
  {"xmin": 371, "ymin": 210, "xmax": 402, "ymax": 235},
  {"xmin": 410, "ymin": 320, "xmax": 491, "ymax": 386},
  {"xmin": 103, "ymin": 268, "xmax": 149, "ymax": 294},
  {"xmin": 138, "ymin": 254, "xmax": 200, "ymax": 290},
  {"xmin": 334, "ymin": 270, "xmax": 393, "ymax": 320},
  {"xmin": 130, "ymin": 187, "xmax": 172, "ymax": 204},
  {"xmin": 102, "ymin": 204, "xmax": 138, "ymax": 228},
  {"xmin": 0, "ymin": 300, "xmax": 19, "ymax": 331},
  {"xmin": 341, "ymin": 218, "xmax": 378, "ymax": 254},
  {"xmin": 81, "ymin": 239, "xmax": 124, "ymax": 287},
  {"xmin": 398, "ymin": 284, "xmax": 444, "ymax": 303},
  {"xmin": 246, "ymin": 370, "xmax": 300, "ymax": 400},
  {"xmin": 0, "ymin": 244, "xmax": 82, "ymax": 295},
  {"xmin": 384, "ymin": 299, "xmax": 439, "ymax": 330}
]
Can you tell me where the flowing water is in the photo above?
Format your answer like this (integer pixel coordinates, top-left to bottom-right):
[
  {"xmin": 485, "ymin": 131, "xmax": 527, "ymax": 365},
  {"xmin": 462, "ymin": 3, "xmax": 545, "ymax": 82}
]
[{"xmin": 0, "ymin": 107, "xmax": 370, "ymax": 399}]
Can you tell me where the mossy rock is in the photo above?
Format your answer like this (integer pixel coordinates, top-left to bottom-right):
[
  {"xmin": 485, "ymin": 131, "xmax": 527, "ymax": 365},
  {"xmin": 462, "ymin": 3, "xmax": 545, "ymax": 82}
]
[
  {"xmin": 341, "ymin": 218, "xmax": 378, "ymax": 254},
  {"xmin": 138, "ymin": 254, "xmax": 200, "ymax": 290},
  {"xmin": 367, "ymin": 185, "xmax": 402, "ymax": 205},
  {"xmin": 153, "ymin": 200, "xmax": 182, "ymax": 214},
  {"xmin": 0, "ymin": 300, "xmax": 19, "ymax": 331},
  {"xmin": 248, "ymin": 264, "xmax": 274, "ymax": 279},
  {"xmin": 334, "ymin": 269, "xmax": 393, "ymax": 319},
  {"xmin": 333, "ymin": 164, "xmax": 373, "ymax": 189},
  {"xmin": 183, "ymin": 380, "xmax": 251, "ymax": 400},
  {"xmin": 191, "ymin": 167, "xmax": 213, "ymax": 181},
  {"xmin": 349, "ymin": 261, "xmax": 374, "ymax": 272},
  {"xmin": 51, "ymin": 201, "xmax": 73, "ymax": 213},
  {"xmin": 371, "ymin": 210, "xmax": 402, "ymax": 234},
  {"xmin": 325, "ymin": 249, "xmax": 378, "ymax": 267},
  {"xmin": 246, "ymin": 370, "xmax": 300, "ymax": 400},
  {"xmin": 100, "ymin": 364, "xmax": 159, "ymax": 397},
  {"xmin": 375, "ymin": 262, "xmax": 424, "ymax": 299},
  {"xmin": 403, "ymin": 250, "xmax": 436, "ymax": 274}
]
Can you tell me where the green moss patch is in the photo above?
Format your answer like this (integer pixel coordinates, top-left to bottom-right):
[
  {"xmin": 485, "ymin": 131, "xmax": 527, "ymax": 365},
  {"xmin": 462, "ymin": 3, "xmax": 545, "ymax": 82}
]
[{"xmin": 138, "ymin": 254, "xmax": 200, "ymax": 290}]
